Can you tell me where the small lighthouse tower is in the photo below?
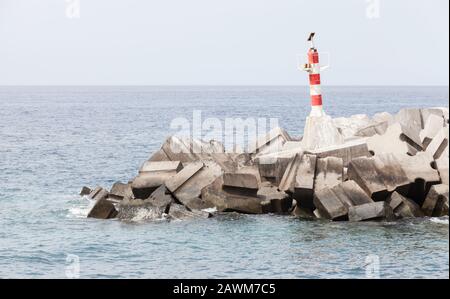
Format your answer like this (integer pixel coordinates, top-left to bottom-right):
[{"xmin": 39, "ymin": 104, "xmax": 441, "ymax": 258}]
[
  {"xmin": 302, "ymin": 33, "xmax": 325, "ymax": 117},
  {"xmin": 300, "ymin": 32, "xmax": 344, "ymax": 150}
]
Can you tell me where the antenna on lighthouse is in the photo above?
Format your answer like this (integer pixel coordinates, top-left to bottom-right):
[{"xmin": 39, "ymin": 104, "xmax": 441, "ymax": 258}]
[{"xmin": 307, "ymin": 32, "xmax": 316, "ymax": 49}]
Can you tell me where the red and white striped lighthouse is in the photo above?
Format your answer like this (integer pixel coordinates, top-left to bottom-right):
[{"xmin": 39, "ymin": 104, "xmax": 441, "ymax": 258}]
[{"xmin": 302, "ymin": 33, "xmax": 326, "ymax": 117}]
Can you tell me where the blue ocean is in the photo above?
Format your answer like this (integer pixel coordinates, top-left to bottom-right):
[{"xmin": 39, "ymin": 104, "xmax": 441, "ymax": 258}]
[{"xmin": 0, "ymin": 86, "xmax": 448, "ymax": 279}]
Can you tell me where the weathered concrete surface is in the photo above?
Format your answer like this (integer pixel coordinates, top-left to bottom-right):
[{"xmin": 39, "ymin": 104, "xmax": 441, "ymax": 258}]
[
  {"xmin": 313, "ymin": 188, "xmax": 348, "ymax": 220},
  {"xmin": 109, "ymin": 182, "xmax": 133, "ymax": 201},
  {"xmin": 88, "ymin": 187, "xmax": 109, "ymax": 201},
  {"xmin": 258, "ymin": 181, "xmax": 291, "ymax": 213},
  {"xmin": 146, "ymin": 184, "xmax": 174, "ymax": 212},
  {"xmin": 249, "ymin": 127, "xmax": 292, "ymax": 157},
  {"xmin": 425, "ymin": 127, "xmax": 449, "ymax": 160},
  {"xmin": 282, "ymin": 141, "xmax": 303, "ymax": 152},
  {"xmin": 80, "ymin": 186, "xmax": 92, "ymax": 196},
  {"xmin": 367, "ymin": 123, "xmax": 423, "ymax": 156},
  {"xmin": 87, "ymin": 188, "xmax": 117, "ymax": 220},
  {"xmin": 348, "ymin": 202, "xmax": 395, "ymax": 222},
  {"xmin": 332, "ymin": 180, "xmax": 374, "ymax": 208},
  {"xmin": 303, "ymin": 114, "xmax": 344, "ymax": 150},
  {"xmin": 148, "ymin": 148, "xmax": 170, "ymax": 162},
  {"xmin": 132, "ymin": 161, "xmax": 183, "ymax": 199},
  {"xmin": 436, "ymin": 156, "xmax": 449, "ymax": 186},
  {"xmin": 201, "ymin": 176, "xmax": 269, "ymax": 214},
  {"xmin": 347, "ymin": 154, "xmax": 410, "ymax": 201},
  {"xmin": 420, "ymin": 114, "xmax": 445, "ymax": 149},
  {"xmin": 395, "ymin": 108, "xmax": 423, "ymax": 133},
  {"xmin": 314, "ymin": 157, "xmax": 344, "ymax": 192},
  {"xmin": 255, "ymin": 149, "xmax": 300, "ymax": 186},
  {"xmin": 278, "ymin": 153, "xmax": 303, "ymax": 193},
  {"xmin": 139, "ymin": 161, "xmax": 183, "ymax": 173},
  {"xmin": 333, "ymin": 114, "xmax": 371, "ymax": 139},
  {"xmin": 420, "ymin": 108, "xmax": 445, "ymax": 127},
  {"xmin": 355, "ymin": 121, "xmax": 389, "ymax": 137},
  {"xmin": 312, "ymin": 180, "xmax": 373, "ymax": 221},
  {"xmin": 372, "ymin": 112, "xmax": 395, "ymax": 125},
  {"xmin": 306, "ymin": 139, "xmax": 370, "ymax": 166},
  {"xmin": 293, "ymin": 154, "xmax": 317, "ymax": 209},
  {"xmin": 387, "ymin": 192, "xmax": 424, "ymax": 219},
  {"xmin": 422, "ymin": 184, "xmax": 449, "ymax": 217},
  {"xmin": 373, "ymin": 154, "xmax": 410, "ymax": 195},
  {"xmin": 223, "ymin": 172, "xmax": 259, "ymax": 190},
  {"xmin": 393, "ymin": 152, "xmax": 441, "ymax": 204},
  {"xmin": 166, "ymin": 161, "xmax": 223, "ymax": 210}
]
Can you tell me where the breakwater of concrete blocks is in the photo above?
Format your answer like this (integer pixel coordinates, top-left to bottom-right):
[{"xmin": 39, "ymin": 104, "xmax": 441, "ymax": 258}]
[{"xmin": 81, "ymin": 107, "xmax": 449, "ymax": 222}]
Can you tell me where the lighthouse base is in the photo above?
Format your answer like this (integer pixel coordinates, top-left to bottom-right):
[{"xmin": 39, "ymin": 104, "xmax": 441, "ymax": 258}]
[{"xmin": 302, "ymin": 112, "xmax": 344, "ymax": 151}]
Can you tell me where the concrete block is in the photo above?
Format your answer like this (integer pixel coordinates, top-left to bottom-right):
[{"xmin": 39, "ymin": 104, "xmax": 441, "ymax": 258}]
[
  {"xmin": 311, "ymin": 180, "xmax": 373, "ymax": 221},
  {"xmin": 166, "ymin": 161, "xmax": 223, "ymax": 210},
  {"xmin": 258, "ymin": 181, "xmax": 291, "ymax": 213},
  {"xmin": 420, "ymin": 108, "xmax": 445, "ymax": 127},
  {"xmin": 333, "ymin": 114, "xmax": 371, "ymax": 139},
  {"xmin": 367, "ymin": 123, "xmax": 423, "ymax": 156},
  {"xmin": 255, "ymin": 149, "xmax": 299, "ymax": 186},
  {"xmin": 332, "ymin": 180, "xmax": 374, "ymax": 208},
  {"xmin": 420, "ymin": 114, "xmax": 445, "ymax": 149},
  {"xmin": 313, "ymin": 188, "xmax": 348, "ymax": 220},
  {"xmin": 223, "ymin": 172, "xmax": 259, "ymax": 190},
  {"xmin": 314, "ymin": 157, "xmax": 344, "ymax": 192},
  {"xmin": 293, "ymin": 154, "xmax": 317, "ymax": 209},
  {"xmin": 422, "ymin": 184, "xmax": 449, "ymax": 217},
  {"xmin": 425, "ymin": 127, "xmax": 449, "ymax": 160},
  {"xmin": 372, "ymin": 112, "xmax": 395, "ymax": 125},
  {"xmin": 146, "ymin": 184, "xmax": 174, "ymax": 213},
  {"xmin": 347, "ymin": 154, "xmax": 410, "ymax": 201},
  {"xmin": 132, "ymin": 161, "xmax": 183, "ymax": 199},
  {"xmin": 306, "ymin": 139, "xmax": 370, "ymax": 166},
  {"xmin": 395, "ymin": 108, "xmax": 423, "ymax": 132},
  {"xmin": 201, "ymin": 176, "xmax": 268, "ymax": 214},
  {"xmin": 249, "ymin": 127, "xmax": 292, "ymax": 156},
  {"xmin": 348, "ymin": 202, "xmax": 395, "ymax": 222},
  {"xmin": 80, "ymin": 186, "xmax": 92, "ymax": 196},
  {"xmin": 393, "ymin": 153, "xmax": 442, "ymax": 205},
  {"xmin": 88, "ymin": 187, "xmax": 109, "ymax": 201},
  {"xmin": 355, "ymin": 121, "xmax": 389, "ymax": 137},
  {"xmin": 88, "ymin": 191, "xmax": 118, "ymax": 220},
  {"xmin": 387, "ymin": 192, "xmax": 424, "ymax": 219},
  {"xmin": 139, "ymin": 161, "xmax": 183, "ymax": 173},
  {"xmin": 278, "ymin": 153, "xmax": 303, "ymax": 193},
  {"xmin": 148, "ymin": 149, "xmax": 170, "ymax": 162},
  {"xmin": 109, "ymin": 182, "xmax": 133, "ymax": 201}
]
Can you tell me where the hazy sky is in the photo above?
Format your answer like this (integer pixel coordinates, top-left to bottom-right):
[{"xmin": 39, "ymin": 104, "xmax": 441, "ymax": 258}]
[{"xmin": 0, "ymin": 0, "xmax": 448, "ymax": 85}]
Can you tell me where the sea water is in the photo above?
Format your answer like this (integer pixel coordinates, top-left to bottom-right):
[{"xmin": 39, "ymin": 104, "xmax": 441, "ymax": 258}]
[{"xmin": 0, "ymin": 86, "xmax": 448, "ymax": 278}]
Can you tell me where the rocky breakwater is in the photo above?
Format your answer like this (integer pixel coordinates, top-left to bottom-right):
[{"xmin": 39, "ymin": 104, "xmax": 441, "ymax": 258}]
[{"xmin": 80, "ymin": 107, "xmax": 449, "ymax": 222}]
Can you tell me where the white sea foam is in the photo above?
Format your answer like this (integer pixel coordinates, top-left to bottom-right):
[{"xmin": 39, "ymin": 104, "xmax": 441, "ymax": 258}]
[
  {"xmin": 430, "ymin": 217, "xmax": 449, "ymax": 225},
  {"xmin": 130, "ymin": 208, "xmax": 168, "ymax": 222},
  {"xmin": 67, "ymin": 206, "xmax": 91, "ymax": 218},
  {"xmin": 202, "ymin": 207, "xmax": 217, "ymax": 213}
]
